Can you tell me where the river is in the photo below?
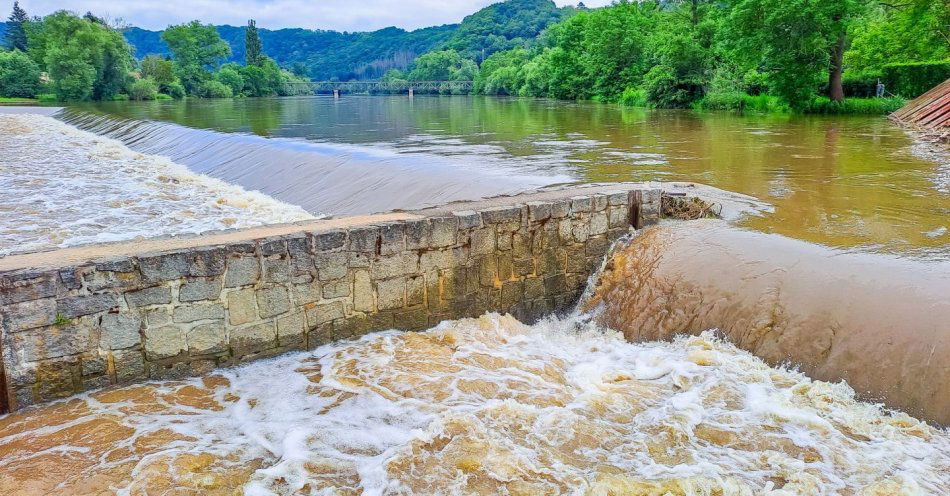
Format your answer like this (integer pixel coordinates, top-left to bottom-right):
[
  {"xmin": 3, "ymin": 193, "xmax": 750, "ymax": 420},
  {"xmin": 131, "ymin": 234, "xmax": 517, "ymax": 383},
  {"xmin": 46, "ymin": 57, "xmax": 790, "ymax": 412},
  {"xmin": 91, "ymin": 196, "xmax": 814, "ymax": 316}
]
[{"xmin": 59, "ymin": 95, "xmax": 950, "ymax": 261}]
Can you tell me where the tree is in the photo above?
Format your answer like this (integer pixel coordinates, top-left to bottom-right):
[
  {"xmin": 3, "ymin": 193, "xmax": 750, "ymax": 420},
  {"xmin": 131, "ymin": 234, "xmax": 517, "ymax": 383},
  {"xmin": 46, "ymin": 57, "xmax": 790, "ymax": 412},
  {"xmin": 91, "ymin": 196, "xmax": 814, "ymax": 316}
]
[
  {"xmin": 27, "ymin": 11, "xmax": 133, "ymax": 100},
  {"xmin": 728, "ymin": 0, "xmax": 867, "ymax": 106},
  {"xmin": 161, "ymin": 21, "xmax": 231, "ymax": 94},
  {"xmin": 215, "ymin": 63, "xmax": 245, "ymax": 95},
  {"xmin": 140, "ymin": 55, "xmax": 178, "ymax": 90},
  {"xmin": 5, "ymin": 2, "xmax": 28, "ymax": 51},
  {"xmin": 0, "ymin": 49, "xmax": 40, "ymax": 97},
  {"xmin": 408, "ymin": 50, "xmax": 477, "ymax": 81},
  {"xmin": 245, "ymin": 19, "xmax": 262, "ymax": 66}
]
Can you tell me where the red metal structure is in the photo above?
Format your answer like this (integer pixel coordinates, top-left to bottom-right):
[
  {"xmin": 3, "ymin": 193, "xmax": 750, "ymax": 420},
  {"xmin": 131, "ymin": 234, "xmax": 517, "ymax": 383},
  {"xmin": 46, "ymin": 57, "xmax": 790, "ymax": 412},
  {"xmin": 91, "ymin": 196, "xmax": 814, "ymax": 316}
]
[{"xmin": 890, "ymin": 79, "xmax": 950, "ymax": 129}]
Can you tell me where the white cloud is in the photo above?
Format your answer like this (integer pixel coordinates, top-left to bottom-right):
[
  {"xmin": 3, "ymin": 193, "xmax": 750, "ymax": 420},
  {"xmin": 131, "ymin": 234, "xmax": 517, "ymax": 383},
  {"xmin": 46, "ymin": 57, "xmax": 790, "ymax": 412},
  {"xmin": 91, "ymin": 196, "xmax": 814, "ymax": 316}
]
[{"xmin": 14, "ymin": 0, "xmax": 615, "ymax": 31}]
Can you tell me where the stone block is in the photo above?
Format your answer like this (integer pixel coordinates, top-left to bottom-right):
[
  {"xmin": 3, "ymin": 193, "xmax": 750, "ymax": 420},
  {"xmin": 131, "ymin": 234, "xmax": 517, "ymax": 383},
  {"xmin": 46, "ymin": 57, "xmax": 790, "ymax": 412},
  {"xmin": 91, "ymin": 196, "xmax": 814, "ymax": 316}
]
[
  {"xmin": 1, "ymin": 297, "xmax": 56, "ymax": 332},
  {"xmin": 372, "ymin": 252, "xmax": 418, "ymax": 279},
  {"xmin": 572, "ymin": 219, "xmax": 590, "ymax": 243},
  {"xmin": 146, "ymin": 308, "xmax": 172, "ymax": 327},
  {"xmin": 262, "ymin": 258, "xmax": 291, "ymax": 283},
  {"xmin": 188, "ymin": 248, "xmax": 227, "ymax": 277},
  {"xmin": 586, "ymin": 236, "xmax": 609, "ymax": 258},
  {"xmin": 96, "ymin": 258, "xmax": 136, "ymax": 273},
  {"xmin": 429, "ymin": 217, "xmax": 458, "ymax": 247},
  {"xmin": 100, "ymin": 314, "xmax": 142, "ymax": 350},
  {"xmin": 277, "ymin": 311, "xmax": 306, "ymax": 345},
  {"xmin": 322, "ymin": 279, "xmax": 350, "ymax": 299},
  {"xmin": 405, "ymin": 219, "xmax": 430, "ymax": 249},
  {"xmin": 524, "ymin": 277, "xmax": 545, "ymax": 300},
  {"xmin": 527, "ymin": 201, "xmax": 552, "ymax": 223},
  {"xmin": 57, "ymin": 294, "xmax": 118, "ymax": 319},
  {"xmin": 291, "ymin": 282, "xmax": 321, "ymax": 306},
  {"xmin": 13, "ymin": 324, "xmax": 96, "ymax": 362},
  {"xmin": 0, "ymin": 270, "xmax": 57, "ymax": 305},
  {"xmin": 59, "ymin": 267, "xmax": 82, "ymax": 290},
  {"xmin": 224, "ymin": 256, "xmax": 261, "ymax": 288},
  {"xmin": 143, "ymin": 326, "xmax": 185, "ymax": 360},
  {"xmin": 314, "ymin": 252, "xmax": 348, "ymax": 281},
  {"xmin": 137, "ymin": 252, "xmax": 189, "ymax": 283},
  {"xmin": 608, "ymin": 206, "xmax": 630, "ymax": 228},
  {"xmin": 307, "ymin": 301, "xmax": 343, "ymax": 326},
  {"xmin": 348, "ymin": 226, "xmax": 379, "ymax": 253},
  {"xmin": 126, "ymin": 286, "xmax": 172, "ymax": 307},
  {"xmin": 259, "ymin": 238, "xmax": 287, "ymax": 257},
  {"xmin": 230, "ymin": 323, "xmax": 277, "ymax": 355},
  {"xmin": 378, "ymin": 223, "xmax": 406, "ymax": 255},
  {"xmin": 186, "ymin": 321, "xmax": 227, "ymax": 355},
  {"xmin": 376, "ymin": 278, "xmax": 405, "ymax": 310},
  {"xmin": 173, "ymin": 303, "xmax": 225, "ymax": 323},
  {"xmin": 112, "ymin": 349, "xmax": 146, "ymax": 384},
  {"xmin": 590, "ymin": 212, "xmax": 609, "ymax": 236},
  {"xmin": 606, "ymin": 190, "xmax": 628, "ymax": 206},
  {"xmin": 501, "ymin": 281, "xmax": 524, "ymax": 308},
  {"xmin": 570, "ymin": 196, "xmax": 592, "ymax": 213},
  {"xmin": 453, "ymin": 210, "xmax": 481, "ymax": 230},
  {"xmin": 353, "ymin": 271, "xmax": 375, "ymax": 312},
  {"xmin": 470, "ymin": 228, "xmax": 495, "ymax": 255},
  {"xmin": 550, "ymin": 199, "xmax": 571, "ymax": 218},
  {"xmin": 481, "ymin": 205, "xmax": 521, "ymax": 226},
  {"xmin": 313, "ymin": 229, "xmax": 346, "ymax": 252},
  {"xmin": 256, "ymin": 286, "xmax": 291, "ymax": 319},
  {"xmin": 592, "ymin": 194, "xmax": 609, "ymax": 211},
  {"xmin": 407, "ymin": 276, "xmax": 425, "ymax": 307},
  {"xmin": 496, "ymin": 231, "xmax": 513, "ymax": 251},
  {"xmin": 179, "ymin": 277, "xmax": 223, "ymax": 302},
  {"xmin": 394, "ymin": 310, "xmax": 429, "ymax": 331},
  {"xmin": 82, "ymin": 355, "xmax": 107, "ymax": 376}
]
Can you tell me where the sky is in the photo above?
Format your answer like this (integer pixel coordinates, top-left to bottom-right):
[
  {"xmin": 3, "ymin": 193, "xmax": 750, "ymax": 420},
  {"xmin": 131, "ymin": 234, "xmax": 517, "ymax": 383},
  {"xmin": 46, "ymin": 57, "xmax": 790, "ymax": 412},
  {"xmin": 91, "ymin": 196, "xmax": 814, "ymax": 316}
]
[{"xmin": 11, "ymin": 1, "xmax": 614, "ymax": 32}]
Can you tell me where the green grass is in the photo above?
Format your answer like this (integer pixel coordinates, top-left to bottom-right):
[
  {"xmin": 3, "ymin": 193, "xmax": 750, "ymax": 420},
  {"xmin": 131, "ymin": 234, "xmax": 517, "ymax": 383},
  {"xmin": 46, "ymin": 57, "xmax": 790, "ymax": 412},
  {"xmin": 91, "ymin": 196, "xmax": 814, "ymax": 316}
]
[
  {"xmin": 802, "ymin": 96, "xmax": 906, "ymax": 115},
  {"xmin": 36, "ymin": 93, "xmax": 58, "ymax": 102},
  {"xmin": 692, "ymin": 92, "xmax": 791, "ymax": 113},
  {"xmin": 0, "ymin": 97, "xmax": 37, "ymax": 104},
  {"xmin": 618, "ymin": 87, "xmax": 647, "ymax": 107}
]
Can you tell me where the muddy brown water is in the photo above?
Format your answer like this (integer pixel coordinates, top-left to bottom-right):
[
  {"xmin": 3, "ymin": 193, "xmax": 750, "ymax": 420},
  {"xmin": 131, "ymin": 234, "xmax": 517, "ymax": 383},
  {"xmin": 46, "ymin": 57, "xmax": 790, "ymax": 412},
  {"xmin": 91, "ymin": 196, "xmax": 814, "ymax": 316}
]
[{"xmin": 586, "ymin": 220, "xmax": 950, "ymax": 425}]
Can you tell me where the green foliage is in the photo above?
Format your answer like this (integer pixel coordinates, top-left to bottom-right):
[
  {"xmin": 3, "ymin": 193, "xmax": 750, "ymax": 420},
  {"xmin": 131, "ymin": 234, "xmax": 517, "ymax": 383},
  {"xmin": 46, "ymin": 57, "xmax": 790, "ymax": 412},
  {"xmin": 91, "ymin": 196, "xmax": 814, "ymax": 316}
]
[
  {"xmin": 155, "ymin": 92, "xmax": 172, "ymax": 100},
  {"xmin": 881, "ymin": 61, "xmax": 950, "ymax": 98},
  {"xmin": 241, "ymin": 56, "xmax": 282, "ymax": 96},
  {"xmin": 0, "ymin": 49, "xmax": 40, "ymax": 97},
  {"xmin": 215, "ymin": 64, "xmax": 245, "ymax": 95},
  {"xmin": 140, "ymin": 55, "xmax": 177, "ymax": 88},
  {"xmin": 27, "ymin": 11, "xmax": 133, "ymax": 101},
  {"xmin": 165, "ymin": 80, "xmax": 186, "ymax": 99},
  {"xmin": 408, "ymin": 50, "xmax": 477, "ymax": 81},
  {"xmin": 803, "ymin": 96, "xmax": 906, "ymax": 115},
  {"xmin": 692, "ymin": 92, "xmax": 790, "ymax": 113},
  {"xmin": 198, "ymin": 79, "xmax": 232, "ymax": 98},
  {"xmin": 245, "ymin": 19, "xmax": 262, "ymax": 66},
  {"xmin": 845, "ymin": 1, "xmax": 950, "ymax": 74},
  {"xmin": 644, "ymin": 65, "xmax": 692, "ymax": 108},
  {"xmin": 129, "ymin": 77, "xmax": 158, "ymax": 100},
  {"xmin": 440, "ymin": 0, "xmax": 576, "ymax": 61},
  {"xmin": 618, "ymin": 87, "xmax": 647, "ymax": 107},
  {"xmin": 53, "ymin": 313, "xmax": 71, "ymax": 327},
  {"xmin": 161, "ymin": 20, "xmax": 231, "ymax": 94},
  {"xmin": 4, "ymin": 1, "xmax": 28, "ymax": 51},
  {"xmin": 35, "ymin": 92, "xmax": 56, "ymax": 102}
]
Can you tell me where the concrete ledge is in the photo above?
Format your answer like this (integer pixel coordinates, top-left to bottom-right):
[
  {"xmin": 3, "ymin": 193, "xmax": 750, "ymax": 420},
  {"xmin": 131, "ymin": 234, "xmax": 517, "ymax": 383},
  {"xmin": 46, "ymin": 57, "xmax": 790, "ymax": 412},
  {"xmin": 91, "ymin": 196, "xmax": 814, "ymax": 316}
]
[{"xmin": 0, "ymin": 182, "xmax": 673, "ymax": 412}]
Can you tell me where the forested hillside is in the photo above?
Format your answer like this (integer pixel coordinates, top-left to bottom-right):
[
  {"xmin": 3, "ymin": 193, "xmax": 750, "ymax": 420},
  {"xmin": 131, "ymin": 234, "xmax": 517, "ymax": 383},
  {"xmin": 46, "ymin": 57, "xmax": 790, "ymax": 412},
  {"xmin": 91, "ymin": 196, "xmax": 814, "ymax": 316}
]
[{"xmin": 119, "ymin": 0, "xmax": 572, "ymax": 80}]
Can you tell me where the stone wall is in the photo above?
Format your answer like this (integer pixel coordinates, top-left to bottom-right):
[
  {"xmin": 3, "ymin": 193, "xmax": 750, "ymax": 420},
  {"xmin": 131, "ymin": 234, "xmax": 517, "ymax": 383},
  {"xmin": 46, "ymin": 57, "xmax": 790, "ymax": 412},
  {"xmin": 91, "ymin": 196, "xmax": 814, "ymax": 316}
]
[{"xmin": 0, "ymin": 184, "xmax": 663, "ymax": 412}]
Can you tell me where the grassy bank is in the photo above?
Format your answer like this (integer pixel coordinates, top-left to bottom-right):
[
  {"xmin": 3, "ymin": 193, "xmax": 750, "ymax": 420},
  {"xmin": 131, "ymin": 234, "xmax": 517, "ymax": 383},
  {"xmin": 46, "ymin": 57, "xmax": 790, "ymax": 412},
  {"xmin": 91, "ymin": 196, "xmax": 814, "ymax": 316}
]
[
  {"xmin": 682, "ymin": 93, "xmax": 906, "ymax": 115},
  {"xmin": 0, "ymin": 97, "xmax": 37, "ymax": 105}
]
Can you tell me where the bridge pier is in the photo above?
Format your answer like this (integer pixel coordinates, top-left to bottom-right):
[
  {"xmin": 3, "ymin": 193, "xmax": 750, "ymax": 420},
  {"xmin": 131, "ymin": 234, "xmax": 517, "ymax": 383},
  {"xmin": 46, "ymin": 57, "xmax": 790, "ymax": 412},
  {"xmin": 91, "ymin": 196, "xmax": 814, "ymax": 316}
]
[
  {"xmin": 408, "ymin": 88, "xmax": 414, "ymax": 98},
  {"xmin": 333, "ymin": 89, "xmax": 340, "ymax": 99}
]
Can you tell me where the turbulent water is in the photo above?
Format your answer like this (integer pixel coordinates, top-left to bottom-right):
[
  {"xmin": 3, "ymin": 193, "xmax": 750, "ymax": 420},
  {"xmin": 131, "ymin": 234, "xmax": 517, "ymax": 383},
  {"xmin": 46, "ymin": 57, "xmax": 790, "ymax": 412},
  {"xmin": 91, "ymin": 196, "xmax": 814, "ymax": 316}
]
[
  {"xmin": 0, "ymin": 113, "xmax": 314, "ymax": 255},
  {"xmin": 1, "ymin": 314, "xmax": 948, "ymax": 495}
]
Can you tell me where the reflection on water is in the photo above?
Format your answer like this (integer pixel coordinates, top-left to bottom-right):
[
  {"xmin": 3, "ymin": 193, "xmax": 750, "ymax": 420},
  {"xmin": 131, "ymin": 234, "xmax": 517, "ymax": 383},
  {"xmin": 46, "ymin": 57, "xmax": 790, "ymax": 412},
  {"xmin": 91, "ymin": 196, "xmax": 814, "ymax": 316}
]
[
  {"xmin": 2, "ymin": 314, "xmax": 948, "ymax": 495},
  {"xmin": 71, "ymin": 96, "xmax": 950, "ymax": 260}
]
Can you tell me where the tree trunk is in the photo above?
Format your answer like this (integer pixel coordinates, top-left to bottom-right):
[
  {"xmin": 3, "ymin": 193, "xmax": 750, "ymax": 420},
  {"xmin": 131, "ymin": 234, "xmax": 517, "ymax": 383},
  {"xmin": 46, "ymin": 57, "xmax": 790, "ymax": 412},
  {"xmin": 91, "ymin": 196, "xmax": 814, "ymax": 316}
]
[{"xmin": 828, "ymin": 32, "xmax": 846, "ymax": 102}]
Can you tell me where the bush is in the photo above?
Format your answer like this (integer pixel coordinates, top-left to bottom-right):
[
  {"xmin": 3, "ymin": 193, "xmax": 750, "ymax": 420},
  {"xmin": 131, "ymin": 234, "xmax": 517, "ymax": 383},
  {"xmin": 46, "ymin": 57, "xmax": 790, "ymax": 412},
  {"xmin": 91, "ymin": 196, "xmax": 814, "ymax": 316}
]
[
  {"xmin": 692, "ymin": 93, "xmax": 790, "ymax": 113},
  {"xmin": 165, "ymin": 81, "xmax": 186, "ymax": 99},
  {"xmin": 802, "ymin": 96, "xmax": 906, "ymax": 115},
  {"xmin": 155, "ymin": 93, "xmax": 173, "ymax": 100},
  {"xmin": 0, "ymin": 50, "xmax": 41, "ymax": 98},
  {"xmin": 198, "ymin": 79, "xmax": 233, "ymax": 98},
  {"xmin": 643, "ymin": 65, "xmax": 696, "ymax": 108},
  {"xmin": 881, "ymin": 60, "xmax": 950, "ymax": 99},
  {"xmin": 108, "ymin": 93, "xmax": 130, "ymax": 101},
  {"xmin": 36, "ymin": 93, "xmax": 58, "ymax": 102},
  {"xmin": 215, "ymin": 65, "xmax": 245, "ymax": 96},
  {"xmin": 129, "ymin": 78, "xmax": 159, "ymax": 100},
  {"xmin": 618, "ymin": 87, "xmax": 647, "ymax": 107},
  {"xmin": 842, "ymin": 70, "xmax": 882, "ymax": 98}
]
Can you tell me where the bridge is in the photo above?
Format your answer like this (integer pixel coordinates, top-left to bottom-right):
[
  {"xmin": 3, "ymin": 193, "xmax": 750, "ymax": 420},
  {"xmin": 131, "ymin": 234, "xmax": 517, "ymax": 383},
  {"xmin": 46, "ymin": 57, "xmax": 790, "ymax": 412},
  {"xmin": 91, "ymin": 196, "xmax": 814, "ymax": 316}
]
[{"xmin": 285, "ymin": 80, "xmax": 474, "ymax": 95}]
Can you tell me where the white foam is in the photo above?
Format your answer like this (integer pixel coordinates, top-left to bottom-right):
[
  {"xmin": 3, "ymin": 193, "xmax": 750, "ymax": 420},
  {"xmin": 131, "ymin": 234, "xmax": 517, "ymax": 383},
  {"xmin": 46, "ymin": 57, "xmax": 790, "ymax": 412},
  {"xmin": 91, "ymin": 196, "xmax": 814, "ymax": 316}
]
[{"xmin": 0, "ymin": 113, "xmax": 316, "ymax": 255}]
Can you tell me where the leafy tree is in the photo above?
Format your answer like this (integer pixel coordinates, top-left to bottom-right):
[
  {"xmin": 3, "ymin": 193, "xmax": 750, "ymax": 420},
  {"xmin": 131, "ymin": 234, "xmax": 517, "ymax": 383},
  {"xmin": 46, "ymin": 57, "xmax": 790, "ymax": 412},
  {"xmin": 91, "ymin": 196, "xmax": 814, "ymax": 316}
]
[
  {"xmin": 441, "ymin": 0, "xmax": 577, "ymax": 61},
  {"xmin": 846, "ymin": 1, "xmax": 950, "ymax": 74},
  {"xmin": 198, "ymin": 79, "xmax": 232, "ymax": 98},
  {"xmin": 473, "ymin": 48, "xmax": 529, "ymax": 95},
  {"xmin": 140, "ymin": 55, "xmax": 177, "ymax": 89},
  {"xmin": 728, "ymin": 0, "xmax": 868, "ymax": 106},
  {"xmin": 4, "ymin": 1, "xmax": 28, "ymax": 51},
  {"xmin": 408, "ymin": 50, "xmax": 477, "ymax": 81},
  {"xmin": 0, "ymin": 49, "xmax": 40, "ymax": 97},
  {"xmin": 245, "ymin": 19, "xmax": 262, "ymax": 66},
  {"xmin": 129, "ymin": 77, "xmax": 158, "ymax": 100},
  {"xmin": 27, "ymin": 11, "xmax": 133, "ymax": 100},
  {"xmin": 161, "ymin": 20, "xmax": 231, "ymax": 94},
  {"xmin": 215, "ymin": 63, "xmax": 245, "ymax": 95}
]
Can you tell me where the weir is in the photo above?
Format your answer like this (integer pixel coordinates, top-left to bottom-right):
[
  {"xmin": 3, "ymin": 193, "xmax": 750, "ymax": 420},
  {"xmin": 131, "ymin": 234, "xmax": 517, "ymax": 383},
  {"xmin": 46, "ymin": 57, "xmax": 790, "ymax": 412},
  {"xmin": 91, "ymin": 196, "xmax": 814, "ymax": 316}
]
[{"xmin": 0, "ymin": 182, "xmax": 692, "ymax": 412}]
